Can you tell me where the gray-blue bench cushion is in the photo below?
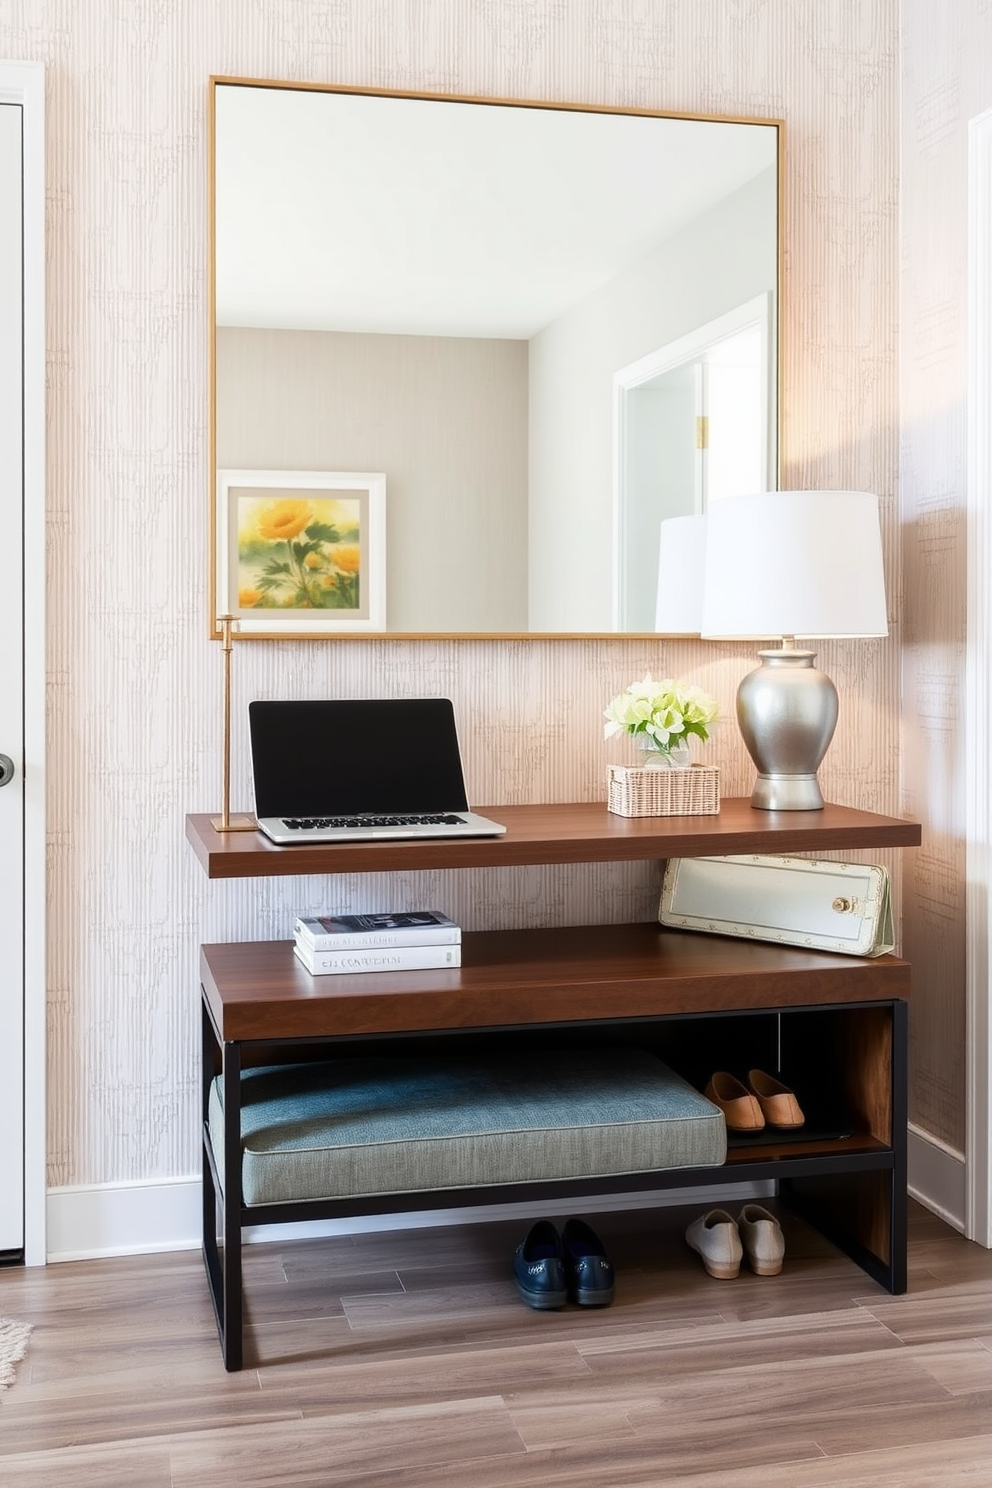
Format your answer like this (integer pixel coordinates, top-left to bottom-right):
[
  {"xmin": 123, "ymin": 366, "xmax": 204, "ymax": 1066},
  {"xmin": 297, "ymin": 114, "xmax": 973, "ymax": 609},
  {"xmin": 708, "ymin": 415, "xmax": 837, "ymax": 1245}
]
[{"xmin": 208, "ymin": 1047, "xmax": 726, "ymax": 1207}]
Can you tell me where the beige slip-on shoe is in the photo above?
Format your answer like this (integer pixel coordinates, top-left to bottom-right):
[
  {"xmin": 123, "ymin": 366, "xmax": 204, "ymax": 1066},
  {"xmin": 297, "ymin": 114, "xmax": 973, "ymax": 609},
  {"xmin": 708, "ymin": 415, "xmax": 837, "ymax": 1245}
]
[
  {"xmin": 685, "ymin": 1208, "xmax": 743, "ymax": 1279},
  {"xmin": 738, "ymin": 1203, "xmax": 785, "ymax": 1276},
  {"xmin": 746, "ymin": 1069, "xmax": 805, "ymax": 1129},
  {"xmin": 704, "ymin": 1071, "xmax": 764, "ymax": 1131}
]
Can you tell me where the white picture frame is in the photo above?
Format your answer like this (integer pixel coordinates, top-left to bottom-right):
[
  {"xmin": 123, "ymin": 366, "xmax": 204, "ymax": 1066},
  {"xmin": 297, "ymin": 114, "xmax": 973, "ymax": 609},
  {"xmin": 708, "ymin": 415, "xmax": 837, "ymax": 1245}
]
[{"xmin": 216, "ymin": 469, "xmax": 386, "ymax": 636}]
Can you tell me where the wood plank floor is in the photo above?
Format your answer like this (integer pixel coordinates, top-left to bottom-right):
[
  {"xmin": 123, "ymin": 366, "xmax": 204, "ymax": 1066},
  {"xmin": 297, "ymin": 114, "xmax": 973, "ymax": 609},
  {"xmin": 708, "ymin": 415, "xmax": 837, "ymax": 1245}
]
[{"xmin": 1, "ymin": 1200, "xmax": 991, "ymax": 1486}]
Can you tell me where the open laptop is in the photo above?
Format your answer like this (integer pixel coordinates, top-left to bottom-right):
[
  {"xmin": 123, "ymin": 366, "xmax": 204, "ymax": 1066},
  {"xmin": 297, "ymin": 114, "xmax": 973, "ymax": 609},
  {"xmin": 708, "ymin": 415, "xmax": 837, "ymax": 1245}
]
[{"xmin": 249, "ymin": 698, "xmax": 507, "ymax": 845}]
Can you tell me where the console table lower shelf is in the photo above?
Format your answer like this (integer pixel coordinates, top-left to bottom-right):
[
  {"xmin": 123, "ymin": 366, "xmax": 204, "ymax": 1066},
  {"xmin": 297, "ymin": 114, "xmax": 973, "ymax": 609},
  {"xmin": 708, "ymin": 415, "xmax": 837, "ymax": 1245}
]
[{"xmin": 199, "ymin": 925, "xmax": 910, "ymax": 1372}]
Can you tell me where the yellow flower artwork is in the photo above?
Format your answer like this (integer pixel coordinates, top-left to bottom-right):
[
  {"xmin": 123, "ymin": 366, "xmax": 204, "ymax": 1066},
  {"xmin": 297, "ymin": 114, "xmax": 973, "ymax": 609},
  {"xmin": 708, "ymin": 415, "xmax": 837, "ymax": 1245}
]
[{"xmin": 236, "ymin": 495, "xmax": 363, "ymax": 611}]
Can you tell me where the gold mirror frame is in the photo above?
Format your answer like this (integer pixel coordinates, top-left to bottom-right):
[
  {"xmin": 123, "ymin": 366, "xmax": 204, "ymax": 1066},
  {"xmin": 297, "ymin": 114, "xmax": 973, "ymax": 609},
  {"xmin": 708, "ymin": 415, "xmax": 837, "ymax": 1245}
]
[{"xmin": 209, "ymin": 79, "xmax": 784, "ymax": 642}]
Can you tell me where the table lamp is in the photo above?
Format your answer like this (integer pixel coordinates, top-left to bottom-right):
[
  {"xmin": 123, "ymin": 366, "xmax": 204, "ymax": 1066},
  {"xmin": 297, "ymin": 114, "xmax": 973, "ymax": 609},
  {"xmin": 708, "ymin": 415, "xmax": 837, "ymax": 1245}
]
[{"xmin": 700, "ymin": 490, "xmax": 888, "ymax": 811}]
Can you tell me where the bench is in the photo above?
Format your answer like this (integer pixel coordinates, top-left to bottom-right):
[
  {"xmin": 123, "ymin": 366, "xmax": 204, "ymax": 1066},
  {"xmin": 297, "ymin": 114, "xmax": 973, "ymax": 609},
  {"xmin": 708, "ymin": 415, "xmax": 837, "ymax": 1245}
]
[{"xmin": 207, "ymin": 1045, "xmax": 727, "ymax": 1207}]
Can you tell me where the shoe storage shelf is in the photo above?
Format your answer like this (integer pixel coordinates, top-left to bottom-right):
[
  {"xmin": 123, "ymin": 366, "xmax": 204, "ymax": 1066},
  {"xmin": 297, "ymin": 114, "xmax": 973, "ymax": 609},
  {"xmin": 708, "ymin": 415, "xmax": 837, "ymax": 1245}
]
[{"xmin": 187, "ymin": 800, "xmax": 922, "ymax": 1371}]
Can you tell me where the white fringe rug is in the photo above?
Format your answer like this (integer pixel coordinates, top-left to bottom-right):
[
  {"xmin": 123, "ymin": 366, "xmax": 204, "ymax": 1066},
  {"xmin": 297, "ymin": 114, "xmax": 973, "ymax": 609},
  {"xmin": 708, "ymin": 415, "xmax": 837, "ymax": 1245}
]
[{"xmin": 0, "ymin": 1317, "xmax": 32, "ymax": 1390}]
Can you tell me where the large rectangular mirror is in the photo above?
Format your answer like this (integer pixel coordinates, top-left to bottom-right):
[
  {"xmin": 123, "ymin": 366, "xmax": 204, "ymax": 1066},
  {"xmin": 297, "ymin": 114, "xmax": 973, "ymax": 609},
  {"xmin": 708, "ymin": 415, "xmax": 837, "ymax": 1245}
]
[{"xmin": 210, "ymin": 81, "xmax": 781, "ymax": 639}]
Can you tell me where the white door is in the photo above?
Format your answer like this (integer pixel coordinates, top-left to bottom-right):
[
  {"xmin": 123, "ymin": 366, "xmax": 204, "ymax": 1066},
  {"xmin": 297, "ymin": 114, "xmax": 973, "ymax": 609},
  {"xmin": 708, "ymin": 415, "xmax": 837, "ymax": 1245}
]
[
  {"xmin": 0, "ymin": 61, "xmax": 45, "ymax": 1265},
  {"xmin": 0, "ymin": 97, "xmax": 26, "ymax": 1257},
  {"xmin": 966, "ymin": 106, "xmax": 992, "ymax": 1248}
]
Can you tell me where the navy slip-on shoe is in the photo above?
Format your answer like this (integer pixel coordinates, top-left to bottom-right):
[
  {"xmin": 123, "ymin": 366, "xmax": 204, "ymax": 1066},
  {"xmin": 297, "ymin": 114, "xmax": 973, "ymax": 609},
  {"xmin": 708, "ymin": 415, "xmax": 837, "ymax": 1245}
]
[
  {"xmin": 513, "ymin": 1219, "xmax": 567, "ymax": 1310},
  {"xmin": 562, "ymin": 1217, "xmax": 615, "ymax": 1306}
]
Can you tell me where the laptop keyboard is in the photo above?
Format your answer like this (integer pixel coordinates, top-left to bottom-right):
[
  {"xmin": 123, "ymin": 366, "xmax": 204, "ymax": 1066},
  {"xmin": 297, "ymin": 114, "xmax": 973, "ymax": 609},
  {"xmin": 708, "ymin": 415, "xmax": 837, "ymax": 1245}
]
[{"xmin": 282, "ymin": 813, "xmax": 467, "ymax": 830}]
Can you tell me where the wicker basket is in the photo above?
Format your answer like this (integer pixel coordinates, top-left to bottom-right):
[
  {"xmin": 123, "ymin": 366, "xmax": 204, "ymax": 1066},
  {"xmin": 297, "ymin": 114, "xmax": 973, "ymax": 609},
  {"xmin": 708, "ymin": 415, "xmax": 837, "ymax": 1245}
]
[{"xmin": 607, "ymin": 763, "xmax": 720, "ymax": 817}]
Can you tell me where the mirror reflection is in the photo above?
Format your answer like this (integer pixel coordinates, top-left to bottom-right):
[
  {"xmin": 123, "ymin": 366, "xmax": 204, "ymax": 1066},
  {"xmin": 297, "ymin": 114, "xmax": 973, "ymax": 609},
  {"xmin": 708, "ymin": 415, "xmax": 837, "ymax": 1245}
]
[{"xmin": 212, "ymin": 83, "xmax": 780, "ymax": 637}]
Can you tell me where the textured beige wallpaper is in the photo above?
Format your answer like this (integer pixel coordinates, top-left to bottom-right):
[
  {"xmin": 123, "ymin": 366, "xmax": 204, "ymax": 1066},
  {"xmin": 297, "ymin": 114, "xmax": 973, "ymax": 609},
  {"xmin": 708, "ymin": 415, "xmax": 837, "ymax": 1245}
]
[
  {"xmin": 900, "ymin": 3, "xmax": 992, "ymax": 1153},
  {"xmin": 1, "ymin": 0, "xmax": 900, "ymax": 1188}
]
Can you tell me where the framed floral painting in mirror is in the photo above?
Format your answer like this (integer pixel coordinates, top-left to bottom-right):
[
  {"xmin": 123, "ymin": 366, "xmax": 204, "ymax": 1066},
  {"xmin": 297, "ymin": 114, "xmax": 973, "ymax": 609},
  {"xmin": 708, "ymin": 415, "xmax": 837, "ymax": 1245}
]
[{"xmin": 215, "ymin": 469, "xmax": 386, "ymax": 634}]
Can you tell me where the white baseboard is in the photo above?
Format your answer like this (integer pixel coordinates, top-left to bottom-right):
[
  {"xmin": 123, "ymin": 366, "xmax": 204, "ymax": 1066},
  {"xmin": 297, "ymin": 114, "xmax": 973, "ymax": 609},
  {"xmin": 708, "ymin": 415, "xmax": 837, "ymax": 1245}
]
[
  {"xmin": 46, "ymin": 1178, "xmax": 204, "ymax": 1261},
  {"xmin": 908, "ymin": 1123, "xmax": 966, "ymax": 1233},
  {"xmin": 45, "ymin": 1175, "xmax": 774, "ymax": 1263}
]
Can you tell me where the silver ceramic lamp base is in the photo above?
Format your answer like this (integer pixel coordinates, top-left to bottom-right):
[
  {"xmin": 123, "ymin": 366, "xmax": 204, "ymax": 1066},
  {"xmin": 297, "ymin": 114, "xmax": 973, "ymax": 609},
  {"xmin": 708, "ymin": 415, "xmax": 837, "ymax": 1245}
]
[{"xmin": 737, "ymin": 648, "xmax": 839, "ymax": 811}]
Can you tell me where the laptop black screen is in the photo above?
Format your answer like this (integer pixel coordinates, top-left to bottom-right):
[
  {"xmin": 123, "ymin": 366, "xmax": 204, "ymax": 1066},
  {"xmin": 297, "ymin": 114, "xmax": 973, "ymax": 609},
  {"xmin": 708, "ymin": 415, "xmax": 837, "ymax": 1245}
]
[{"xmin": 248, "ymin": 698, "xmax": 471, "ymax": 819}]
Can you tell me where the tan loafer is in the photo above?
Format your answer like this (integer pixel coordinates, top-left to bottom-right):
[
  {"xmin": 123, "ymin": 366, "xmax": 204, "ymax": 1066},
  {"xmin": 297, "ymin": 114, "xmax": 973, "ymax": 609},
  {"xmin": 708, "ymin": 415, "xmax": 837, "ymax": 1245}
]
[
  {"xmin": 704, "ymin": 1071, "xmax": 764, "ymax": 1131},
  {"xmin": 685, "ymin": 1208, "xmax": 743, "ymax": 1279},
  {"xmin": 738, "ymin": 1203, "xmax": 785, "ymax": 1275},
  {"xmin": 746, "ymin": 1069, "xmax": 805, "ymax": 1129}
]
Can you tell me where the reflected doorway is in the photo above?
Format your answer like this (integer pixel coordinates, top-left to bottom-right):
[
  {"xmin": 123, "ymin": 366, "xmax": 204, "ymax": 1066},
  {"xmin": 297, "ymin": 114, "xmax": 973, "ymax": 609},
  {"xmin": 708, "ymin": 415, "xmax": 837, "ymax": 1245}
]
[{"xmin": 614, "ymin": 294, "xmax": 774, "ymax": 631}]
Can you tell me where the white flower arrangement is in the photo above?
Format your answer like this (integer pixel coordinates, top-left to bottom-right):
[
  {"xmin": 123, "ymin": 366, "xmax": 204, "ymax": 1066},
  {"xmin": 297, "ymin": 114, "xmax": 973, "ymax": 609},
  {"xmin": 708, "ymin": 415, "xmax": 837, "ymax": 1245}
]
[{"xmin": 603, "ymin": 674, "xmax": 719, "ymax": 756}]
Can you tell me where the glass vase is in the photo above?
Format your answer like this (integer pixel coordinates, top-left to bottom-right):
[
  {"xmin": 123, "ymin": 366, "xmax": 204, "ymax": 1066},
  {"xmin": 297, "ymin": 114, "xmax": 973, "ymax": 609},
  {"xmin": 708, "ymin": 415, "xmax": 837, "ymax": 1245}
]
[{"xmin": 635, "ymin": 736, "xmax": 692, "ymax": 769}]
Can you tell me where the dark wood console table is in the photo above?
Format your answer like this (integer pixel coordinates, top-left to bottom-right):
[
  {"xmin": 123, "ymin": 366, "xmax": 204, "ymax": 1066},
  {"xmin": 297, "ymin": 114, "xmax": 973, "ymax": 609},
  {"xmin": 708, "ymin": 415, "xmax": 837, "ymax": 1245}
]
[{"xmin": 189, "ymin": 801, "xmax": 922, "ymax": 1370}]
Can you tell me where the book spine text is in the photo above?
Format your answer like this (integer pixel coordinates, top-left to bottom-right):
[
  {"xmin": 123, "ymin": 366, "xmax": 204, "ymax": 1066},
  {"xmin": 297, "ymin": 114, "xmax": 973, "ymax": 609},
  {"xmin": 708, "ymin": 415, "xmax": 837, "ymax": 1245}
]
[{"xmin": 293, "ymin": 943, "xmax": 461, "ymax": 975}]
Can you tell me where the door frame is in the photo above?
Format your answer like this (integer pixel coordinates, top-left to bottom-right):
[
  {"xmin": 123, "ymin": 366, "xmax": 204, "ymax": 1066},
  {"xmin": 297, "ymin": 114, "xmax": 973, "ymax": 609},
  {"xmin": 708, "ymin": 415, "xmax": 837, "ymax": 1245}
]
[
  {"xmin": 966, "ymin": 105, "xmax": 992, "ymax": 1249},
  {"xmin": 0, "ymin": 59, "xmax": 46, "ymax": 1266}
]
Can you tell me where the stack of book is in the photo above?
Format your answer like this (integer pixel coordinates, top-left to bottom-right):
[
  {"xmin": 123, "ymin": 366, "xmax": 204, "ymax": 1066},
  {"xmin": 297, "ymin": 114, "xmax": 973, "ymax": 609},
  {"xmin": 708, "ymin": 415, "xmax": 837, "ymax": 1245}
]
[{"xmin": 293, "ymin": 910, "xmax": 462, "ymax": 976}]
